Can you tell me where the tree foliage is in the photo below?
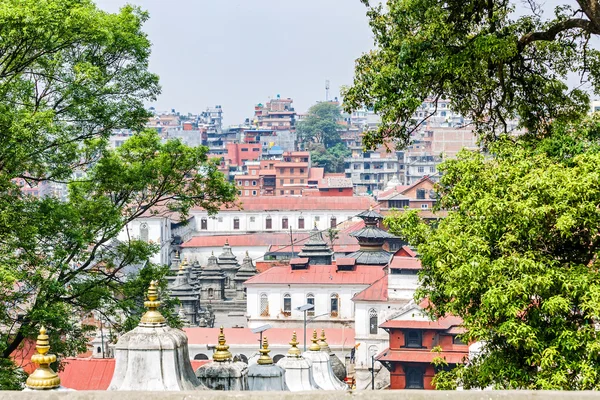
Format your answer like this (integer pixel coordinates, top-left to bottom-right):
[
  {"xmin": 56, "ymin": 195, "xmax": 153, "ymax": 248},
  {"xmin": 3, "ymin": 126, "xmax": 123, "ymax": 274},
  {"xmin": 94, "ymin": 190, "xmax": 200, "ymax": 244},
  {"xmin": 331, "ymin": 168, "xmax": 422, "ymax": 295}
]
[
  {"xmin": 297, "ymin": 102, "xmax": 344, "ymax": 148},
  {"xmin": 343, "ymin": 0, "xmax": 600, "ymax": 149},
  {"xmin": 0, "ymin": 0, "xmax": 236, "ymax": 388},
  {"xmin": 385, "ymin": 117, "xmax": 600, "ymax": 389},
  {"xmin": 308, "ymin": 143, "xmax": 351, "ymax": 173}
]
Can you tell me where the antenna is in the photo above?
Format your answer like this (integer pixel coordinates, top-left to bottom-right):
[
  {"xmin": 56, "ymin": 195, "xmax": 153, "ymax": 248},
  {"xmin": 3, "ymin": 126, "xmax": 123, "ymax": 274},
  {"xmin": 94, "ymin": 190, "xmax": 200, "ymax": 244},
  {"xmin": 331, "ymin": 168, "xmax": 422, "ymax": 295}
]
[{"xmin": 325, "ymin": 80, "xmax": 330, "ymax": 102}]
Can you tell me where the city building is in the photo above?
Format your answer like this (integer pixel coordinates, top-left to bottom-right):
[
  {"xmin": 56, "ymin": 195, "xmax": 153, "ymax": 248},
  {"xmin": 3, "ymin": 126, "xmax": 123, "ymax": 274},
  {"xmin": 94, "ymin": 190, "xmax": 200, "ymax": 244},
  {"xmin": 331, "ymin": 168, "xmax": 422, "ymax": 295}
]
[
  {"xmin": 253, "ymin": 96, "xmax": 296, "ymax": 131},
  {"xmin": 345, "ymin": 147, "xmax": 403, "ymax": 194}
]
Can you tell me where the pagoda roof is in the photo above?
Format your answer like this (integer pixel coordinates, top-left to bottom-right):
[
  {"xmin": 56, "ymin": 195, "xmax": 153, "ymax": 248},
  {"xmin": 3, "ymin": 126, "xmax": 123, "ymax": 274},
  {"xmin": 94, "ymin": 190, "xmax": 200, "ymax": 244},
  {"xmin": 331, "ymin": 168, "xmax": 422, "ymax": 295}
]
[
  {"xmin": 347, "ymin": 250, "xmax": 392, "ymax": 265},
  {"xmin": 356, "ymin": 208, "xmax": 385, "ymax": 220},
  {"xmin": 349, "ymin": 226, "xmax": 396, "ymax": 240}
]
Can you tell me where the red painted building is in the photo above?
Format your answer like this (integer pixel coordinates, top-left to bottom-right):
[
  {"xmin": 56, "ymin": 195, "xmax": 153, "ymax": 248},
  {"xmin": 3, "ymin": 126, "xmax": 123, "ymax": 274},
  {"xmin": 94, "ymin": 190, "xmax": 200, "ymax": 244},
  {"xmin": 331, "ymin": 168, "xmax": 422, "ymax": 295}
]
[{"xmin": 376, "ymin": 303, "xmax": 468, "ymax": 389}]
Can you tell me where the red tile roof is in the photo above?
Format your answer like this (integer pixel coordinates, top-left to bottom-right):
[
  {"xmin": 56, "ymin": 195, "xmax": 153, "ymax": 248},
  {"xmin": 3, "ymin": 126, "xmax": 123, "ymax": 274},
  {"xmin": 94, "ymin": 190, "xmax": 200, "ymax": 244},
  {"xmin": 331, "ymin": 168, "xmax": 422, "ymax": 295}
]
[
  {"xmin": 379, "ymin": 315, "xmax": 463, "ymax": 330},
  {"xmin": 273, "ymin": 162, "xmax": 309, "ymax": 167},
  {"xmin": 184, "ymin": 327, "xmax": 354, "ymax": 347},
  {"xmin": 59, "ymin": 358, "xmax": 115, "ymax": 390},
  {"xmin": 308, "ymin": 167, "xmax": 325, "ymax": 180},
  {"xmin": 376, "ymin": 349, "xmax": 467, "ymax": 364},
  {"xmin": 193, "ymin": 196, "xmax": 375, "ymax": 212},
  {"xmin": 389, "ymin": 256, "xmax": 422, "ymax": 270},
  {"xmin": 244, "ymin": 265, "xmax": 385, "ymax": 285},
  {"xmin": 335, "ymin": 257, "xmax": 356, "ymax": 266},
  {"xmin": 395, "ymin": 246, "xmax": 417, "ymax": 258},
  {"xmin": 352, "ymin": 275, "xmax": 388, "ymax": 302}
]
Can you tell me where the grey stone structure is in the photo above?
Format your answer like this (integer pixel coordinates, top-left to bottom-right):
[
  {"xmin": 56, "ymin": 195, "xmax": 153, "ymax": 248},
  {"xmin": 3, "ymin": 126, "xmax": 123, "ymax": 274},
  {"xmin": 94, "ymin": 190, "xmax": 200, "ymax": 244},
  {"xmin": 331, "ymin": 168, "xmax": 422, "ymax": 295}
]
[
  {"xmin": 234, "ymin": 252, "xmax": 257, "ymax": 301},
  {"xmin": 195, "ymin": 327, "xmax": 248, "ymax": 390},
  {"xmin": 302, "ymin": 330, "xmax": 346, "ymax": 391},
  {"xmin": 217, "ymin": 240, "xmax": 240, "ymax": 296},
  {"xmin": 247, "ymin": 337, "xmax": 287, "ymax": 391},
  {"xmin": 297, "ymin": 225, "xmax": 334, "ymax": 265},
  {"xmin": 348, "ymin": 208, "xmax": 396, "ymax": 265},
  {"xmin": 317, "ymin": 329, "xmax": 346, "ymax": 382},
  {"xmin": 276, "ymin": 332, "xmax": 321, "ymax": 391},
  {"xmin": 169, "ymin": 259, "xmax": 200, "ymax": 326},
  {"xmin": 199, "ymin": 252, "xmax": 226, "ymax": 302},
  {"xmin": 109, "ymin": 281, "xmax": 203, "ymax": 391}
]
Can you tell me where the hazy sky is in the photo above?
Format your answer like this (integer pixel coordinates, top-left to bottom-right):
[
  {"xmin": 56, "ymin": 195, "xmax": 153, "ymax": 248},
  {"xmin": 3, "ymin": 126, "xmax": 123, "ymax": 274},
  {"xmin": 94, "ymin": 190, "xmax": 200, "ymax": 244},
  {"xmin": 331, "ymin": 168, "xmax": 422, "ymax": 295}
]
[{"xmin": 95, "ymin": 0, "xmax": 374, "ymax": 125}]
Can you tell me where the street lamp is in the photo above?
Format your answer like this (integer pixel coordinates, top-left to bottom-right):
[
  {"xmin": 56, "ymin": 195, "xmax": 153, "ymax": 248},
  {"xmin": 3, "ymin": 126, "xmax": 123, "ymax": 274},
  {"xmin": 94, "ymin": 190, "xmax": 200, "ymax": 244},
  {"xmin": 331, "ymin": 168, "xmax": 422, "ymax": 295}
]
[
  {"xmin": 296, "ymin": 304, "xmax": 314, "ymax": 351},
  {"xmin": 370, "ymin": 347, "xmax": 378, "ymax": 390},
  {"xmin": 251, "ymin": 324, "xmax": 272, "ymax": 349}
]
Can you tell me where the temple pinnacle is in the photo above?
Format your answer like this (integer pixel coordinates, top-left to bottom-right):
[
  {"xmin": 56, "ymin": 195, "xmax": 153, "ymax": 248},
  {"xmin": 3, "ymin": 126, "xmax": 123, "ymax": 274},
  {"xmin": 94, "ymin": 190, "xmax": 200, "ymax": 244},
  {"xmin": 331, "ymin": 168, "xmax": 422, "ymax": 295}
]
[
  {"xmin": 140, "ymin": 280, "xmax": 166, "ymax": 325},
  {"xmin": 213, "ymin": 326, "xmax": 232, "ymax": 362},
  {"xmin": 257, "ymin": 336, "xmax": 273, "ymax": 365},
  {"xmin": 25, "ymin": 326, "xmax": 61, "ymax": 390},
  {"xmin": 309, "ymin": 329, "xmax": 321, "ymax": 351},
  {"xmin": 287, "ymin": 331, "xmax": 301, "ymax": 357}
]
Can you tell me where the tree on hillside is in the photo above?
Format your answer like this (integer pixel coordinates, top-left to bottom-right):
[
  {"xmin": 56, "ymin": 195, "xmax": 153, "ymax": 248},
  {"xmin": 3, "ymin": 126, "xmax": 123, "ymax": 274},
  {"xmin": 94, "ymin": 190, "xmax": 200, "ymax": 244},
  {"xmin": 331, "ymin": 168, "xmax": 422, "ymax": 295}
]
[
  {"xmin": 343, "ymin": 0, "xmax": 600, "ymax": 149},
  {"xmin": 0, "ymin": 0, "xmax": 236, "ymax": 388},
  {"xmin": 308, "ymin": 143, "xmax": 351, "ymax": 173},
  {"xmin": 385, "ymin": 117, "xmax": 600, "ymax": 389},
  {"xmin": 297, "ymin": 102, "xmax": 344, "ymax": 148}
]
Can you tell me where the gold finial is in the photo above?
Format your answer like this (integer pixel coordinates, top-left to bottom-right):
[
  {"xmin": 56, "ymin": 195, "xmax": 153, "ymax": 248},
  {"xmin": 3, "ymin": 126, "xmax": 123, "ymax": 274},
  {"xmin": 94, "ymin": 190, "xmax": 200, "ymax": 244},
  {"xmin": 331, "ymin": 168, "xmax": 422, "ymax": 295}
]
[
  {"xmin": 224, "ymin": 239, "xmax": 229, "ymax": 246},
  {"xmin": 174, "ymin": 249, "xmax": 180, "ymax": 259},
  {"xmin": 318, "ymin": 329, "xmax": 331, "ymax": 353},
  {"xmin": 213, "ymin": 326, "xmax": 232, "ymax": 362},
  {"xmin": 140, "ymin": 280, "xmax": 166, "ymax": 325},
  {"xmin": 309, "ymin": 329, "xmax": 321, "ymax": 351},
  {"xmin": 26, "ymin": 327, "xmax": 61, "ymax": 390},
  {"xmin": 287, "ymin": 331, "xmax": 301, "ymax": 357},
  {"xmin": 179, "ymin": 257, "xmax": 188, "ymax": 271},
  {"xmin": 369, "ymin": 205, "xmax": 373, "ymax": 211},
  {"xmin": 257, "ymin": 336, "xmax": 273, "ymax": 365}
]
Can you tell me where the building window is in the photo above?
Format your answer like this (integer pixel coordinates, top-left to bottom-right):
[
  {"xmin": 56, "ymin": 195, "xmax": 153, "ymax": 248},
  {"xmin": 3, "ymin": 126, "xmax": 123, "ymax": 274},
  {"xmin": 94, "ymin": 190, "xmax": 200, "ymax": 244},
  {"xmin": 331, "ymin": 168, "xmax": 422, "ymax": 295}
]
[
  {"xmin": 139, "ymin": 223, "xmax": 149, "ymax": 242},
  {"xmin": 282, "ymin": 217, "xmax": 288, "ymax": 229},
  {"xmin": 430, "ymin": 166, "xmax": 435, "ymax": 173},
  {"xmin": 417, "ymin": 166, "xmax": 425, "ymax": 173},
  {"xmin": 452, "ymin": 335, "xmax": 466, "ymax": 345},
  {"xmin": 290, "ymin": 168, "xmax": 295, "ymax": 174},
  {"xmin": 315, "ymin": 216, "xmax": 320, "ymax": 222},
  {"xmin": 330, "ymin": 293, "xmax": 339, "ymax": 317},
  {"xmin": 290, "ymin": 190, "xmax": 295, "ymax": 195},
  {"xmin": 245, "ymin": 190, "xmax": 249, "ymax": 196},
  {"xmin": 233, "ymin": 218, "xmax": 240, "ymax": 230},
  {"xmin": 300, "ymin": 179, "xmax": 304, "ymax": 184},
  {"xmin": 218, "ymin": 217, "xmax": 223, "ymax": 222},
  {"xmin": 298, "ymin": 217, "xmax": 305, "ymax": 229},
  {"xmin": 266, "ymin": 217, "xmax": 272, "ymax": 230},
  {"xmin": 260, "ymin": 293, "xmax": 269, "ymax": 316},
  {"xmin": 369, "ymin": 308, "xmax": 378, "ymax": 334},
  {"xmin": 416, "ymin": 189, "xmax": 426, "ymax": 199},
  {"xmin": 252, "ymin": 180, "xmax": 257, "ymax": 186},
  {"xmin": 280, "ymin": 179, "xmax": 284, "ymax": 185},
  {"xmin": 245, "ymin": 181, "xmax": 249, "ymax": 186},
  {"xmin": 290, "ymin": 179, "xmax": 295, "ymax": 184},
  {"xmin": 300, "ymin": 168, "xmax": 305, "ymax": 173},
  {"xmin": 306, "ymin": 293, "xmax": 315, "ymax": 317},
  {"xmin": 421, "ymin": 204, "xmax": 428, "ymax": 209},
  {"xmin": 280, "ymin": 168, "xmax": 285, "ymax": 174},
  {"xmin": 405, "ymin": 367, "xmax": 425, "ymax": 389},
  {"xmin": 283, "ymin": 293, "xmax": 291, "ymax": 316},
  {"xmin": 208, "ymin": 288, "xmax": 214, "ymax": 299},
  {"xmin": 252, "ymin": 190, "xmax": 257, "ymax": 196},
  {"xmin": 405, "ymin": 330, "xmax": 423, "ymax": 348},
  {"xmin": 238, "ymin": 190, "xmax": 242, "ymax": 195},
  {"xmin": 330, "ymin": 217, "xmax": 337, "ymax": 228},
  {"xmin": 250, "ymin": 216, "xmax": 256, "ymax": 222},
  {"xmin": 201, "ymin": 218, "xmax": 207, "ymax": 230},
  {"xmin": 280, "ymin": 190, "xmax": 284, "ymax": 195}
]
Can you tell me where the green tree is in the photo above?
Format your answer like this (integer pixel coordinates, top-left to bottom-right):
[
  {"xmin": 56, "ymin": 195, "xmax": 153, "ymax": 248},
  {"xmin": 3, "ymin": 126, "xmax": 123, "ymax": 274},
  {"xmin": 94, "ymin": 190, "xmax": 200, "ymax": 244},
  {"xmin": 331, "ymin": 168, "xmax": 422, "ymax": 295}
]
[
  {"xmin": 297, "ymin": 102, "xmax": 344, "ymax": 148},
  {"xmin": 343, "ymin": 0, "xmax": 600, "ymax": 149},
  {"xmin": 385, "ymin": 117, "xmax": 600, "ymax": 389},
  {"xmin": 0, "ymin": 0, "xmax": 236, "ymax": 388},
  {"xmin": 308, "ymin": 143, "xmax": 351, "ymax": 173}
]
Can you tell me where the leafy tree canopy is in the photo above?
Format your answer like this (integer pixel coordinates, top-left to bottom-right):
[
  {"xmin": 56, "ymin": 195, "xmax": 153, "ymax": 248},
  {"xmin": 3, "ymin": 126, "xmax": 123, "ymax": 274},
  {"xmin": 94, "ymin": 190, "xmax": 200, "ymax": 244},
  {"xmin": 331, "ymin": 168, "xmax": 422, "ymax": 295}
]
[
  {"xmin": 297, "ymin": 102, "xmax": 344, "ymax": 148},
  {"xmin": 308, "ymin": 143, "xmax": 351, "ymax": 173},
  {"xmin": 0, "ymin": 0, "xmax": 236, "ymax": 388},
  {"xmin": 385, "ymin": 116, "xmax": 600, "ymax": 389},
  {"xmin": 343, "ymin": 0, "xmax": 600, "ymax": 149}
]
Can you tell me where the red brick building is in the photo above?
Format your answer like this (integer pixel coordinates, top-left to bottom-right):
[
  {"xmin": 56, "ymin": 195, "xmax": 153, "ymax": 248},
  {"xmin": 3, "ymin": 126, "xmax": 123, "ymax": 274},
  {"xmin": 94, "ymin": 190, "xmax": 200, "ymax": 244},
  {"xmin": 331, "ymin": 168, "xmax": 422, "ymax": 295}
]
[{"xmin": 376, "ymin": 303, "xmax": 468, "ymax": 389}]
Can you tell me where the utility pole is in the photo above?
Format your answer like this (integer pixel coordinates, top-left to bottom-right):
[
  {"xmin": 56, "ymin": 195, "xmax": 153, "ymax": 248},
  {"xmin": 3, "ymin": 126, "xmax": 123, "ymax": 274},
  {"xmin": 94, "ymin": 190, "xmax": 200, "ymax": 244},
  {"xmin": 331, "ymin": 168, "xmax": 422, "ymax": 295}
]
[
  {"xmin": 371, "ymin": 354, "xmax": 375, "ymax": 390},
  {"xmin": 289, "ymin": 226, "xmax": 294, "ymax": 258}
]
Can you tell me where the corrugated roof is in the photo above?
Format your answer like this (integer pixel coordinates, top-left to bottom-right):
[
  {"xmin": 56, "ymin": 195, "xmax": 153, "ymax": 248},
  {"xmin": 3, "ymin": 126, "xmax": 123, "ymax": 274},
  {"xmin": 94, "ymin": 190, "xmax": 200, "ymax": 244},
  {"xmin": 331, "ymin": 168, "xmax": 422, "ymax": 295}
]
[
  {"xmin": 308, "ymin": 167, "xmax": 325, "ymax": 180},
  {"xmin": 58, "ymin": 358, "xmax": 115, "ymax": 390},
  {"xmin": 352, "ymin": 275, "xmax": 388, "ymax": 302},
  {"xmin": 184, "ymin": 327, "xmax": 354, "ymax": 347},
  {"xmin": 244, "ymin": 265, "xmax": 385, "ymax": 285},
  {"xmin": 389, "ymin": 256, "xmax": 422, "ymax": 270}
]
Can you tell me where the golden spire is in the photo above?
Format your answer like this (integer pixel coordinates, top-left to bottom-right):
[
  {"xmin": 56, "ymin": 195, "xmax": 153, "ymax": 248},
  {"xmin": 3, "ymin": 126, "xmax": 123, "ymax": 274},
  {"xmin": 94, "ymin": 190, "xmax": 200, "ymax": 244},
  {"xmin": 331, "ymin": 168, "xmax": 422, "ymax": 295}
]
[
  {"xmin": 318, "ymin": 329, "xmax": 331, "ymax": 353},
  {"xmin": 309, "ymin": 329, "xmax": 321, "ymax": 351},
  {"xmin": 25, "ymin": 327, "xmax": 61, "ymax": 390},
  {"xmin": 257, "ymin": 336, "xmax": 273, "ymax": 365},
  {"xmin": 174, "ymin": 249, "xmax": 180, "ymax": 259},
  {"xmin": 213, "ymin": 326, "xmax": 232, "ymax": 362},
  {"xmin": 287, "ymin": 331, "xmax": 301, "ymax": 357},
  {"xmin": 140, "ymin": 280, "xmax": 166, "ymax": 325},
  {"xmin": 179, "ymin": 257, "xmax": 188, "ymax": 271}
]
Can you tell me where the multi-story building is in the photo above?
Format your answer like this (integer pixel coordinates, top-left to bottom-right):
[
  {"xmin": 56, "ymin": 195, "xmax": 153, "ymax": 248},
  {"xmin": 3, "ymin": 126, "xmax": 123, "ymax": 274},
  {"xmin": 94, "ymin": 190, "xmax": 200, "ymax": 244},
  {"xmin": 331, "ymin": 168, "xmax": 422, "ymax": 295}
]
[
  {"xmin": 344, "ymin": 147, "xmax": 403, "ymax": 194},
  {"xmin": 253, "ymin": 96, "xmax": 296, "ymax": 131}
]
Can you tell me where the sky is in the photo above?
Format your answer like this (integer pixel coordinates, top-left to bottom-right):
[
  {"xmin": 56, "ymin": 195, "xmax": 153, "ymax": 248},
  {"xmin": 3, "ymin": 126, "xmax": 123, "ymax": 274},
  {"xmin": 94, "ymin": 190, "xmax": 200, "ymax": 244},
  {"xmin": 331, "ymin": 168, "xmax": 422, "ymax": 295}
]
[{"xmin": 95, "ymin": 0, "xmax": 375, "ymax": 125}]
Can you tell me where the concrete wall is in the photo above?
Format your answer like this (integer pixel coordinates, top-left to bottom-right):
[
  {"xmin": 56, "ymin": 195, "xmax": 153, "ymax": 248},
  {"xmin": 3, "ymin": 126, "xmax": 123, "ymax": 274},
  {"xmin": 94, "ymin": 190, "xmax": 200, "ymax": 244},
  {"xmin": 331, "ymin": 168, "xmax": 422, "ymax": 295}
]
[
  {"xmin": 7, "ymin": 390, "xmax": 600, "ymax": 399},
  {"xmin": 118, "ymin": 217, "xmax": 171, "ymax": 265}
]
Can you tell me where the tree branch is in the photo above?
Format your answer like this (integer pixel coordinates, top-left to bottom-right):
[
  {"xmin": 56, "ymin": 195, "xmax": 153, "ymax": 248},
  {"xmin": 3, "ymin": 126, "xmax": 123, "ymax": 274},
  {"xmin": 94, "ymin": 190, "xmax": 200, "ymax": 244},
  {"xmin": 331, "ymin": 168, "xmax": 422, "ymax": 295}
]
[{"xmin": 519, "ymin": 18, "xmax": 600, "ymax": 49}]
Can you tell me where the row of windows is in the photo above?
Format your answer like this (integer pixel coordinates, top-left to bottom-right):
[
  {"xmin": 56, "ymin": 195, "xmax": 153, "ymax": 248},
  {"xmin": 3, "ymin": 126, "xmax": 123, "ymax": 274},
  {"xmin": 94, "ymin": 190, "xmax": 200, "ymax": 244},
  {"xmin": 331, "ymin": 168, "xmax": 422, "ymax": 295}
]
[
  {"xmin": 279, "ymin": 178, "xmax": 304, "ymax": 184},
  {"xmin": 416, "ymin": 166, "xmax": 436, "ymax": 173},
  {"xmin": 199, "ymin": 216, "xmax": 347, "ymax": 230},
  {"xmin": 279, "ymin": 168, "xmax": 305, "ymax": 174},
  {"xmin": 237, "ymin": 180, "xmax": 257, "ymax": 186},
  {"xmin": 259, "ymin": 293, "xmax": 340, "ymax": 317}
]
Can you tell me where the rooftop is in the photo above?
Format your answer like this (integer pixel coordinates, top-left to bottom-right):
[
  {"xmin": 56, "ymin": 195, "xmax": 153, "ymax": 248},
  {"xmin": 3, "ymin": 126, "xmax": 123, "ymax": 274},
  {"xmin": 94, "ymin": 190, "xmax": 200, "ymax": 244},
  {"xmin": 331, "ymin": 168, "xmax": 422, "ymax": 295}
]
[
  {"xmin": 244, "ymin": 265, "xmax": 385, "ymax": 286},
  {"xmin": 192, "ymin": 196, "xmax": 374, "ymax": 212}
]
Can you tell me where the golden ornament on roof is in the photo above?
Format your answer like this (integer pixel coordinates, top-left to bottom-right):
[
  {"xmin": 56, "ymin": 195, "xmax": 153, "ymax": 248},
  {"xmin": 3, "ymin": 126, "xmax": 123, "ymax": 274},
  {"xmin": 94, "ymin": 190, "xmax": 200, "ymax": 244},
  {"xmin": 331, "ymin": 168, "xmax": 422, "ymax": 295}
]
[
  {"xmin": 213, "ymin": 326, "xmax": 232, "ymax": 362},
  {"xmin": 257, "ymin": 336, "xmax": 273, "ymax": 365},
  {"xmin": 309, "ymin": 329, "xmax": 321, "ymax": 352},
  {"xmin": 25, "ymin": 326, "xmax": 61, "ymax": 390},
  {"xmin": 287, "ymin": 331, "xmax": 301, "ymax": 357},
  {"xmin": 140, "ymin": 280, "xmax": 166, "ymax": 325}
]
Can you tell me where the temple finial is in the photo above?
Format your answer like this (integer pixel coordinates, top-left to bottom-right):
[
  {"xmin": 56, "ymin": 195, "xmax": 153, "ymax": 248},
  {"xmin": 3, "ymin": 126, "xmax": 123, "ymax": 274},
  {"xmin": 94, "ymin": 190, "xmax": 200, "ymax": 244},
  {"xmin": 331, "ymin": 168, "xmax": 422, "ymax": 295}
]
[
  {"xmin": 309, "ymin": 329, "xmax": 321, "ymax": 351},
  {"xmin": 257, "ymin": 336, "xmax": 273, "ymax": 365},
  {"xmin": 179, "ymin": 257, "xmax": 188, "ymax": 271},
  {"xmin": 213, "ymin": 326, "xmax": 232, "ymax": 362},
  {"xmin": 25, "ymin": 326, "xmax": 61, "ymax": 390},
  {"xmin": 140, "ymin": 280, "xmax": 166, "ymax": 325},
  {"xmin": 318, "ymin": 329, "xmax": 331, "ymax": 353},
  {"xmin": 287, "ymin": 331, "xmax": 301, "ymax": 357}
]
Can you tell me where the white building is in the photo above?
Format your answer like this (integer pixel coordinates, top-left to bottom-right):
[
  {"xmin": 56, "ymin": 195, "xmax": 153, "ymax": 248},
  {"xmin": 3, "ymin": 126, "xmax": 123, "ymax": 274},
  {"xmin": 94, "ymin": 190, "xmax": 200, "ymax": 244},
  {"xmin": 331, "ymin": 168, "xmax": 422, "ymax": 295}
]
[
  {"xmin": 244, "ymin": 259, "xmax": 385, "ymax": 330},
  {"xmin": 190, "ymin": 196, "xmax": 373, "ymax": 234},
  {"xmin": 118, "ymin": 215, "xmax": 172, "ymax": 265}
]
